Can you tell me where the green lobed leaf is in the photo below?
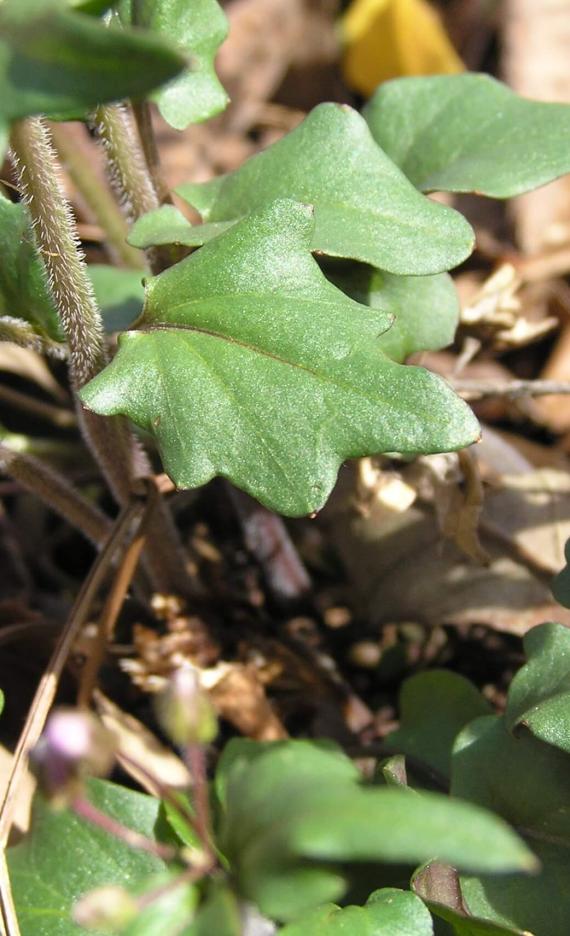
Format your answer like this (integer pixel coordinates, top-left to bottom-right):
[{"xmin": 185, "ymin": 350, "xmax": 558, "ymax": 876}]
[
  {"xmin": 505, "ymin": 622, "xmax": 570, "ymax": 755},
  {"xmin": 386, "ymin": 671, "xmax": 492, "ymax": 781},
  {"xmin": 279, "ymin": 888, "xmax": 434, "ymax": 935},
  {"xmin": 323, "ymin": 261, "xmax": 460, "ymax": 363},
  {"xmin": 452, "ymin": 716, "xmax": 570, "ymax": 936},
  {"xmin": 121, "ymin": 0, "xmax": 229, "ymax": 129},
  {"xmin": 8, "ymin": 778, "xmax": 169, "ymax": 935},
  {"xmin": 363, "ymin": 73, "xmax": 570, "ymax": 198},
  {"xmin": 128, "ymin": 205, "xmax": 232, "ymax": 250},
  {"xmin": 216, "ymin": 739, "xmax": 534, "ymax": 922},
  {"xmin": 0, "ymin": 193, "xmax": 64, "ymax": 342},
  {"xmin": 176, "ymin": 104, "xmax": 475, "ymax": 276},
  {"xmin": 80, "ymin": 199, "xmax": 480, "ymax": 517},
  {"xmin": 0, "ymin": 0, "xmax": 186, "ymax": 125}
]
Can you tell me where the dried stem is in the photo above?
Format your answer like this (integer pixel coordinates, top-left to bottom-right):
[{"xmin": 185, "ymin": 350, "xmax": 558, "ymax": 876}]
[
  {"xmin": 453, "ymin": 378, "xmax": 570, "ymax": 400},
  {"xmin": 77, "ymin": 484, "xmax": 157, "ymax": 708},
  {"xmin": 0, "ymin": 442, "xmax": 111, "ymax": 547},
  {"xmin": 0, "ymin": 498, "xmax": 146, "ymax": 848},
  {"xmin": 0, "ymin": 384, "xmax": 76, "ymax": 429}
]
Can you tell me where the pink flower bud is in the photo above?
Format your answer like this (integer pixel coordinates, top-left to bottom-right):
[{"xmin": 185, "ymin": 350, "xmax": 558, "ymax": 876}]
[
  {"xmin": 31, "ymin": 709, "xmax": 116, "ymax": 804},
  {"xmin": 155, "ymin": 665, "xmax": 218, "ymax": 746}
]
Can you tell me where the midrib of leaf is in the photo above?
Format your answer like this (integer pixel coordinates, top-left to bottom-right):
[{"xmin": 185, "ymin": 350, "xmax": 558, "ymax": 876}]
[{"xmin": 140, "ymin": 324, "xmax": 410, "ymax": 411}]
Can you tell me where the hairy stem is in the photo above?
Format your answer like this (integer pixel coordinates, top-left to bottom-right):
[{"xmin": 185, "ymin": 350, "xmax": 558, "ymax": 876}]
[
  {"xmin": 9, "ymin": 118, "xmax": 190, "ymax": 596},
  {"xmin": 0, "ymin": 442, "xmax": 111, "ymax": 547},
  {"xmin": 10, "ymin": 118, "xmax": 106, "ymax": 387},
  {"xmin": 50, "ymin": 122, "xmax": 145, "ymax": 270},
  {"xmin": 94, "ymin": 103, "xmax": 160, "ymax": 222},
  {"xmin": 94, "ymin": 104, "xmax": 176, "ymax": 273}
]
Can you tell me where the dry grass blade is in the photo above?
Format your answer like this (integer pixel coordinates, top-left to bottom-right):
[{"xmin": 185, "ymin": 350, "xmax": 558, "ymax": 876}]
[
  {"xmin": 452, "ymin": 378, "xmax": 570, "ymax": 400},
  {"xmin": 0, "ymin": 495, "xmax": 146, "ymax": 850},
  {"xmin": 0, "ymin": 847, "xmax": 20, "ymax": 936}
]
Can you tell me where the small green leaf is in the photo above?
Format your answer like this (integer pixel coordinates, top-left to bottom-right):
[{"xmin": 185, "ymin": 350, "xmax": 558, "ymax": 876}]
[
  {"xmin": 364, "ymin": 73, "xmax": 570, "ymax": 198},
  {"xmin": 0, "ymin": 193, "xmax": 63, "ymax": 342},
  {"xmin": 280, "ymin": 888, "xmax": 434, "ymax": 935},
  {"xmin": 177, "ymin": 104, "xmax": 475, "ymax": 276},
  {"xmin": 128, "ymin": 205, "xmax": 232, "ymax": 250},
  {"xmin": 505, "ymin": 622, "xmax": 570, "ymax": 755},
  {"xmin": 0, "ymin": 0, "xmax": 186, "ymax": 124},
  {"xmin": 324, "ymin": 260, "xmax": 460, "ymax": 363},
  {"xmin": 187, "ymin": 885, "xmax": 242, "ymax": 936},
  {"xmin": 452, "ymin": 716, "xmax": 570, "ymax": 936},
  {"xmin": 386, "ymin": 671, "xmax": 491, "ymax": 780},
  {"xmin": 161, "ymin": 793, "xmax": 201, "ymax": 851},
  {"xmin": 217, "ymin": 739, "xmax": 533, "ymax": 922},
  {"xmin": 121, "ymin": 0, "xmax": 229, "ymax": 128},
  {"xmin": 0, "ymin": 689, "xmax": 4, "ymax": 717},
  {"xmin": 80, "ymin": 199, "xmax": 479, "ymax": 517},
  {"xmin": 8, "ymin": 779, "xmax": 168, "ymax": 935},
  {"xmin": 88, "ymin": 264, "xmax": 145, "ymax": 333},
  {"xmin": 292, "ymin": 788, "xmax": 535, "ymax": 873}
]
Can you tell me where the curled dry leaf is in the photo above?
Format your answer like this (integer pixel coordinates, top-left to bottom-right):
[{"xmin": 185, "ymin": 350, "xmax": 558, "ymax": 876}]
[
  {"xmin": 460, "ymin": 263, "xmax": 557, "ymax": 349},
  {"xmin": 202, "ymin": 662, "xmax": 288, "ymax": 741},
  {"xmin": 94, "ymin": 692, "xmax": 190, "ymax": 794}
]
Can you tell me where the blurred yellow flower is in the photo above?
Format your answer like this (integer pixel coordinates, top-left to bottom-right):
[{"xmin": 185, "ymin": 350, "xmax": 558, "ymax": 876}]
[{"xmin": 342, "ymin": 0, "xmax": 464, "ymax": 96}]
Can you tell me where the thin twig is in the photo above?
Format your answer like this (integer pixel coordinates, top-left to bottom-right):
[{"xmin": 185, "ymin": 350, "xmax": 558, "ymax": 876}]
[
  {"xmin": 452, "ymin": 378, "xmax": 570, "ymax": 400},
  {"xmin": 0, "ymin": 384, "xmax": 75, "ymax": 429},
  {"xmin": 0, "ymin": 848, "xmax": 20, "ymax": 936},
  {"xmin": 0, "ymin": 497, "xmax": 146, "ymax": 848},
  {"xmin": 77, "ymin": 482, "xmax": 158, "ymax": 708}
]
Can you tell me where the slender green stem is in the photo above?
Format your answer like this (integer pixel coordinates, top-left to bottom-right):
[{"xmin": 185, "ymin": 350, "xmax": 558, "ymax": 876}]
[
  {"xmin": 131, "ymin": 99, "xmax": 173, "ymax": 207},
  {"xmin": 50, "ymin": 122, "xmax": 145, "ymax": 270}
]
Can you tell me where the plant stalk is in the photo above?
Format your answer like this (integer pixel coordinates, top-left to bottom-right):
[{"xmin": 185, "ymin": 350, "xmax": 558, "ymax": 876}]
[
  {"xmin": 9, "ymin": 117, "xmax": 190, "ymax": 597},
  {"xmin": 94, "ymin": 104, "xmax": 177, "ymax": 273}
]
